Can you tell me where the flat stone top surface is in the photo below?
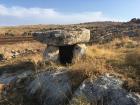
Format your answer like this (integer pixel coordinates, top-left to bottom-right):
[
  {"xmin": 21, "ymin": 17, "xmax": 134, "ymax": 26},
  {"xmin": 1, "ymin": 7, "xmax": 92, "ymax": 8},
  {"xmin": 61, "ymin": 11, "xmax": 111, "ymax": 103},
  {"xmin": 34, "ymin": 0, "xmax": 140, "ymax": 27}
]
[{"xmin": 32, "ymin": 28, "xmax": 90, "ymax": 46}]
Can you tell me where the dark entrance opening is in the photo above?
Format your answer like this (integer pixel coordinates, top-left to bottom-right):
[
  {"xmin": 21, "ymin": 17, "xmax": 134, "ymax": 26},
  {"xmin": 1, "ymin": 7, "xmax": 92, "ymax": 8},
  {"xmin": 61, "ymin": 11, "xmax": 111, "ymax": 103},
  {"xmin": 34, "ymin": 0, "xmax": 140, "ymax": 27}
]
[
  {"xmin": 0, "ymin": 54, "xmax": 4, "ymax": 61},
  {"xmin": 59, "ymin": 45, "xmax": 75, "ymax": 64}
]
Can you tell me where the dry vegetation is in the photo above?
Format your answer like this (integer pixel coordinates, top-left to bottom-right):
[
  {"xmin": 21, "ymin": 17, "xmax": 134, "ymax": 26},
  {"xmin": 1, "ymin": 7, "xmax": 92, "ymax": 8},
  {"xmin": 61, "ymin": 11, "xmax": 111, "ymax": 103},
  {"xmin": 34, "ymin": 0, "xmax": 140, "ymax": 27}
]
[
  {"xmin": 1, "ymin": 37, "xmax": 140, "ymax": 92},
  {"xmin": 0, "ymin": 41, "xmax": 45, "ymax": 67},
  {"xmin": 71, "ymin": 37, "xmax": 140, "ymax": 94},
  {"xmin": 69, "ymin": 37, "xmax": 140, "ymax": 105},
  {"xmin": 0, "ymin": 37, "xmax": 139, "ymax": 94},
  {"xmin": 0, "ymin": 36, "xmax": 140, "ymax": 105}
]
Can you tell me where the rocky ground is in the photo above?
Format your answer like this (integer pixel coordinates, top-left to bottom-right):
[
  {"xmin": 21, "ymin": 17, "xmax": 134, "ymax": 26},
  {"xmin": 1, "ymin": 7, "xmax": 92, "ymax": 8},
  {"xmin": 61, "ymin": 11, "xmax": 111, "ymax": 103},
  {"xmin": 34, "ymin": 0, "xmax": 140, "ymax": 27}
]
[
  {"xmin": 0, "ymin": 42, "xmax": 45, "ymax": 62},
  {"xmin": 0, "ymin": 37, "xmax": 140, "ymax": 105},
  {"xmin": 0, "ymin": 66, "xmax": 139, "ymax": 105},
  {"xmin": 0, "ymin": 18, "xmax": 140, "ymax": 105}
]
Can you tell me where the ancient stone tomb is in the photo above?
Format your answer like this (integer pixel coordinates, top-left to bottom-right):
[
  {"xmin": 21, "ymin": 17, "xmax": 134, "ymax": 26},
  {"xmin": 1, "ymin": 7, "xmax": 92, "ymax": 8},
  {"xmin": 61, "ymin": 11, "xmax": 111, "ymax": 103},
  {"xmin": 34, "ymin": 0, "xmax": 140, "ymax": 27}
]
[{"xmin": 33, "ymin": 28, "xmax": 90, "ymax": 64}]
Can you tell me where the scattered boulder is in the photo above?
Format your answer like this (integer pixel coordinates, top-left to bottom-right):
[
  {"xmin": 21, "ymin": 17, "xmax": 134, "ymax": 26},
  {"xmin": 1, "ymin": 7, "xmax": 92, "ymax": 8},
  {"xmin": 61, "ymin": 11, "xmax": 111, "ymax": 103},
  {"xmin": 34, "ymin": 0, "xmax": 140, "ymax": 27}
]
[
  {"xmin": 0, "ymin": 64, "xmax": 139, "ymax": 105},
  {"xmin": 0, "ymin": 70, "xmax": 33, "ymax": 105},
  {"xmin": 130, "ymin": 18, "xmax": 140, "ymax": 24},
  {"xmin": 0, "ymin": 67, "xmax": 87, "ymax": 105},
  {"xmin": 71, "ymin": 75, "xmax": 140, "ymax": 105},
  {"xmin": 27, "ymin": 68, "xmax": 87, "ymax": 105}
]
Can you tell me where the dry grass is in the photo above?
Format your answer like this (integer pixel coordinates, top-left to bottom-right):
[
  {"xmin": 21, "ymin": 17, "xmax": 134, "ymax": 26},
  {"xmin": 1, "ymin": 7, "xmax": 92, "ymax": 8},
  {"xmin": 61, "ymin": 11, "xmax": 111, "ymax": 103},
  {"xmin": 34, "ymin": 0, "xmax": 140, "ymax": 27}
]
[
  {"xmin": 0, "ymin": 37, "xmax": 140, "ymax": 105},
  {"xmin": 102, "ymin": 37, "xmax": 139, "ymax": 49},
  {"xmin": 70, "ymin": 95, "xmax": 90, "ymax": 105},
  {"xmin": 125, "ymin": 48, "xmax": 140, "ymax": 67},
  {"xmin": 0, "ymin": 41, "xmax": 46, "ymax": 69},
  {"xmin": 71, "ymin": 45, "xmax": 116, "ymax": 77},
  {"xmin": 71, "ymin": 37, "xmax": 140, "ymax": 93}
]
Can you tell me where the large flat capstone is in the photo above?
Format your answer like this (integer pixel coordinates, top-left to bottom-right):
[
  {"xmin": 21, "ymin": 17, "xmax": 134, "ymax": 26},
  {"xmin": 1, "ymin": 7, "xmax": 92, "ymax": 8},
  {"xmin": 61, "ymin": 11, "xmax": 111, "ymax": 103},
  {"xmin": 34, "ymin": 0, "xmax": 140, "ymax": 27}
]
[{"xmin": 32, "ymin": 28, "xmax": 90, "ymax": 46}]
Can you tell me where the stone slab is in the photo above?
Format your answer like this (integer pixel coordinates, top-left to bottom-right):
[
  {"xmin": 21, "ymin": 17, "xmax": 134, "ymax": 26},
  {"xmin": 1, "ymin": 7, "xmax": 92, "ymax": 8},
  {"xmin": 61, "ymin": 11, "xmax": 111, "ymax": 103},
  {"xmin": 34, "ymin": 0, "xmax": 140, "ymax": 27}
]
[{"xmin": 32, "ymin": 28, "xmax": 90, "ymax": 46}]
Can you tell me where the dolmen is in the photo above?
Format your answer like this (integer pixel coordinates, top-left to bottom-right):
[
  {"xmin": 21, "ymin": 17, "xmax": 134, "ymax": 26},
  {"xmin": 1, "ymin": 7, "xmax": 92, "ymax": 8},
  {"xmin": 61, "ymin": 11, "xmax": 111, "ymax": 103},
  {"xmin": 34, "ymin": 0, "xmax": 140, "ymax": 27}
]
[{"xmin": 33, "ymin": 28, "xmax": 90, "ymax": 64}]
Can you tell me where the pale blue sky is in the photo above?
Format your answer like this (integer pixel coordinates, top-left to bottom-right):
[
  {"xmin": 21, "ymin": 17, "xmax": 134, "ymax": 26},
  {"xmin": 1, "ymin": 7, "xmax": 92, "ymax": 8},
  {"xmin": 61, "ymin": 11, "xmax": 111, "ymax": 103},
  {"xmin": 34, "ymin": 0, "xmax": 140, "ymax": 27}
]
[{"xmin": 0, "ymin": 0, "xmax": 139, "ymax": 26}]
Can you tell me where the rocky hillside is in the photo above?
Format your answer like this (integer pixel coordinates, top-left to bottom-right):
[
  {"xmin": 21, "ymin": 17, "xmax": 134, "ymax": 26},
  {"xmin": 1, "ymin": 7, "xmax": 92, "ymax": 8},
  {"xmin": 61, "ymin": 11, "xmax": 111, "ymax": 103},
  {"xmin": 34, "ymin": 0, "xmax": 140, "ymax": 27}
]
[
  {"xmin": 89, "ymin": 19, "xmax": 140, "ymax": 43},
  {"xmin": 0, "ymin": 18, "xmax": 140, "ymax": 44}
]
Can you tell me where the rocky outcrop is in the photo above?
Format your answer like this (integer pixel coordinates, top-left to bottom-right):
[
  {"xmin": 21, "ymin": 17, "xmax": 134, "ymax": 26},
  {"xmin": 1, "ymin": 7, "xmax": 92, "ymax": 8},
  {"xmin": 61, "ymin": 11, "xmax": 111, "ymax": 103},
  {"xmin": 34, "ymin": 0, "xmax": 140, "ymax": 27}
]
[
  {"xmin": 129, "ymin": 18, "xmax": 140, "ymax": 24},
  {"xmin": 0, "ymin": 67, "xmax": 87, "ymax": 105},
  {"xmin": 89, "ymin": 20, "xmax": 140, "ymax": 43},
  {"xmin": 27, "ymin": 69, "xmax": 87, "ymax": 105},
  {"xmin": 0, "ymin": 64, "xmax": 139, "ymax": 105},
  {"xmin": 71, "ymin": 75, "xmax": 140, "ymax": 105},
  {"xmin": 33, "ymin": 28, "xmax": 90, "ymax": 46},
  {"xmin": 0, "ymin": 70, "xmax": 32, "ymax": 105}
]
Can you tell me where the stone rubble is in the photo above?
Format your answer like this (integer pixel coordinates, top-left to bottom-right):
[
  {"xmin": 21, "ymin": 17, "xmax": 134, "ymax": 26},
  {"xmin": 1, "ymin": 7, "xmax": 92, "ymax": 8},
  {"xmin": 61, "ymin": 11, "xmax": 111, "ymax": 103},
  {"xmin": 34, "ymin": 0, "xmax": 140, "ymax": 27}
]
[
  {"xmin": 90, "ymin": 20, "xmax": 140, "ymax": 43},
  {"xmin": 0, "ymin": 48, "xmax": 41, "ymax": 61}
]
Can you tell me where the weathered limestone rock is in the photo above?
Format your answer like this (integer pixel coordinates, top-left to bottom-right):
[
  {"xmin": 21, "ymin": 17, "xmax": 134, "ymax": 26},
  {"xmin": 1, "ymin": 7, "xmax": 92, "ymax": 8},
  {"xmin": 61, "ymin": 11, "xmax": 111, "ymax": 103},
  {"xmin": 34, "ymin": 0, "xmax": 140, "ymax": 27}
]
[
  {"xmin": 0, "ymin": 70, "xmax": 33, "ymax": 105},
  {"xmin": 33, "ymin": 28, "xmax": 90, "ymax": 46},
  {"xmin": 0, "ymin": 67, "xmax": 140, "ymax": 105},
  {"xmin": 71, "ymin": 75, "xmax": 140, "ymax": 105},
  {"xmin": 0, "ymin": 67, "xmax": 87, "ymax": 105},
  {"xmin": 73, "ymin": 44, "xmax": 87, "ymax": 62},
  {"xmin": 43, "ymin": 46, "xmax": 59, "ymax": 62},
  {"xmin": 27, "ymin": 68, "xmax": 87, "ymax": 105}
]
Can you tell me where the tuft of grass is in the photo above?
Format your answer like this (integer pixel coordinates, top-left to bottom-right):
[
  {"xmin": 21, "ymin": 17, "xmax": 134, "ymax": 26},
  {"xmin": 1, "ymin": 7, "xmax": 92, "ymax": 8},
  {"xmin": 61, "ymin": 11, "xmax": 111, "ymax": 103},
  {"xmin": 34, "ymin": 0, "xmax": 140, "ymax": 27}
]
[
  {"xmin": 71, "ymin": 45, "xmax": 115, "ymax": 77},
  {"xmin": 125, "ymin": 48, "xmax": 140, "ymax": 68},
  {"xmin": 111, "ymin": 37, "xmax": 138, "ymax": 48},
  {"xmin": 70, "ymin": 95, "xmax": 90, "ymax": 105}
]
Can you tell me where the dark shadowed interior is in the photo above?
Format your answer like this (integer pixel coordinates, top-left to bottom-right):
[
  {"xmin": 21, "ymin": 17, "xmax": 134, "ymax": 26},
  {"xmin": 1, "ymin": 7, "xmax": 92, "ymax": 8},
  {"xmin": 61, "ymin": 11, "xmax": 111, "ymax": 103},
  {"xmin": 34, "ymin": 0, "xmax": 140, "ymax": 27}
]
[{"xmin": 59, "ymin": 45, "xmax": 75, "ymax": 64}]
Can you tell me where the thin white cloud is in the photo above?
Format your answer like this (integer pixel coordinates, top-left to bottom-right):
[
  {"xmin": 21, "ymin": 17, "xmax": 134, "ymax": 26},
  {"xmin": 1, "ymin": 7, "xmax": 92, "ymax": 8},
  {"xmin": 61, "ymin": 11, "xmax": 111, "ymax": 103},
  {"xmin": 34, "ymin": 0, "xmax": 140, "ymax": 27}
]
[
  {"xmin": 0, "ymin": 4, "xmax": 121, "ymax": 26},
  {"xmin": 0, "ymin": 4, "xmax": 58, "ymax": 18}
]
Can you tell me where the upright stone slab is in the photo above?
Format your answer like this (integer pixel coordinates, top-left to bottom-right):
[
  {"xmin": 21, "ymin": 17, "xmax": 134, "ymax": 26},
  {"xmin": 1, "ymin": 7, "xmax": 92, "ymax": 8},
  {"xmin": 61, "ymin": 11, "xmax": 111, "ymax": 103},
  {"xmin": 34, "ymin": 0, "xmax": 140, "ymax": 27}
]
[
  {"xmin": 73, "ymin": 44, "xmax": 87, "ymax": 62},
  {"xmin": 43, "ymin": 46, "xmax": 59, "ymax": 63}
]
